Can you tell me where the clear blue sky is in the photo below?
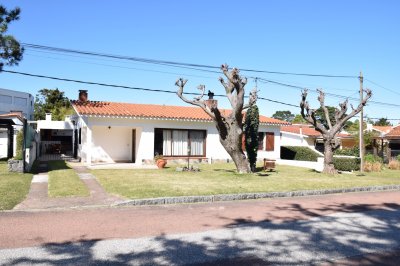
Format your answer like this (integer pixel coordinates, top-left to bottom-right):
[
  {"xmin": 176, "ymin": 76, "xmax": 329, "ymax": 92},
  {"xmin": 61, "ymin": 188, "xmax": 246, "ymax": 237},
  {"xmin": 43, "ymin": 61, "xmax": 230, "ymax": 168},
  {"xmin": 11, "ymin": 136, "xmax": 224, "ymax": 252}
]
[{"xmin": 1, "ymin": 0, "xmax": 399, "ymax": 122}]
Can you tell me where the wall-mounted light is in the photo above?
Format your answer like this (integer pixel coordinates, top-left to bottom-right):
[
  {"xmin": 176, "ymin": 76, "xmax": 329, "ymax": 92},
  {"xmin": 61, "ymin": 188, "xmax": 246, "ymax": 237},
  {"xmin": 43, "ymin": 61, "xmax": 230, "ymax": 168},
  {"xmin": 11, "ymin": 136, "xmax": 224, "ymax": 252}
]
[{"xmin": 108, "ymin": 126, "xmax": 111, "ymax": 130}]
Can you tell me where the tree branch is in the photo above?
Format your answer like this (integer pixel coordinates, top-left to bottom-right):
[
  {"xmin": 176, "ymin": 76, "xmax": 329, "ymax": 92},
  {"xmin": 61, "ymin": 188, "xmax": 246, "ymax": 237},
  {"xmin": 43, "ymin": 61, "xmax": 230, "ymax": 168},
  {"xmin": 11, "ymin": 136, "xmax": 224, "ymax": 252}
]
[
  {"xmin": 339, "ymin": 89, "xmax": 372, "ymax": 127},
  {"xmin": 317, "ymin": 89, "xmax": 332, "ymax": 130},
  {"xmin": 300, "ymin": 89, "xmax": 327, "ymax": 134},
  {"xmin": 175, "ymin": 78, "xmax": 216, "ymax": 119}
]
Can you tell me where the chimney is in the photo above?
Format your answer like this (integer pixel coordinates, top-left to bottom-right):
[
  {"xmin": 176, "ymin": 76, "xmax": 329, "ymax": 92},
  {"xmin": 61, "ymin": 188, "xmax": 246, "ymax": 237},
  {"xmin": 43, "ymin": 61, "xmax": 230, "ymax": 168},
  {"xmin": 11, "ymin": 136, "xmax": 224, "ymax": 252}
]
[
  {"xmin": 79, "ymin": 90, "xmax": 88, "ymax": 102},
  {"xmin": 45, "ymin": 113, "xmax": 52, "ymax": 121},
  {"xmin": 205, "ymin": 90, "xmax": 217, "ymax": 109}
]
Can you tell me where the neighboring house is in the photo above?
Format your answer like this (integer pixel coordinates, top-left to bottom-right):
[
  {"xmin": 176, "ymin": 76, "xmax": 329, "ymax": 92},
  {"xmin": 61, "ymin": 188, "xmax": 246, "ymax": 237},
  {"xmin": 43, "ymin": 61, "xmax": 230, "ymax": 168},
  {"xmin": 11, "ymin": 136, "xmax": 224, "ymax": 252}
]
[
  {"xmin": 36, "ymin": 113, "xmax": 75, "ymax": 158},
  {"xmin": 280, "ymin": 124, "xmax": 354, "ymax": 153},
  {"xmin": 71, "ymin": 90, "xmax": 289, "ymax": 165},
  {"xmin": 0, "ymin": 112, "xmax": 23, "ymax": 158},
  {"xmin": 280, "ymin": 124, "xmax": 321, "ymax": 150},
  {"xmin": 379, "ymin": 125, "xmax": 400, "ymax": 158},
  {"xmin": 0, "ymin": 88, "xmax": 34, "ymax": 120}
]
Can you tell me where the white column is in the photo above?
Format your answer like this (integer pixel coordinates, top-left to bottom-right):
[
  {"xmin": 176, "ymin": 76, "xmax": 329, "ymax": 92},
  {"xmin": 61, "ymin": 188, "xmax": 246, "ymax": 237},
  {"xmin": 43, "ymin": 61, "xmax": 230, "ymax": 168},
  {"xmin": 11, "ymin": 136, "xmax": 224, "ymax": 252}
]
[{"xmin": 86, "ymin": 126, "xmax": 92, "ymax": 165}]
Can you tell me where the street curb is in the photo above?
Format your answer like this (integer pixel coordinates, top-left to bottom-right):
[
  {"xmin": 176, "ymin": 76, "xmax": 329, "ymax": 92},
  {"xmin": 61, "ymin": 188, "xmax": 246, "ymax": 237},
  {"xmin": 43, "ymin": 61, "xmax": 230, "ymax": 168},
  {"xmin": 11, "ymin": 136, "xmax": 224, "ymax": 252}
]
[{"xmin": 114, "ymin": 184, "xmax": 400, "ymax": 207}]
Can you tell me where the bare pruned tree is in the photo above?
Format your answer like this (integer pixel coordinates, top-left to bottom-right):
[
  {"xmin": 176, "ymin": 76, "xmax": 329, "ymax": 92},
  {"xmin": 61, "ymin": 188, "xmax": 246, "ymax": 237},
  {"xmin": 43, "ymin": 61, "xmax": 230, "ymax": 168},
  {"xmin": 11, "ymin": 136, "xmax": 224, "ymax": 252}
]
[
  {"xmin": 300, "ymin": 88, "xmax": 372, "ymax": 174},
  {"xmin": 176, "ymin": 64, "xmax": 257, "ymax": 173}
]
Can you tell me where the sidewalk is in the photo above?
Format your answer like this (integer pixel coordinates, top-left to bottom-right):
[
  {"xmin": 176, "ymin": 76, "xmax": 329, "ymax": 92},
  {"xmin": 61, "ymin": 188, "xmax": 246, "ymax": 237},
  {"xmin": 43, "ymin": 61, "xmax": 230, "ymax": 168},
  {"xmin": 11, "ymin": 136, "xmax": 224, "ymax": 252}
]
[{"xmin": 14, "ymin": 161, "xmax": 124, "ymax": 210}]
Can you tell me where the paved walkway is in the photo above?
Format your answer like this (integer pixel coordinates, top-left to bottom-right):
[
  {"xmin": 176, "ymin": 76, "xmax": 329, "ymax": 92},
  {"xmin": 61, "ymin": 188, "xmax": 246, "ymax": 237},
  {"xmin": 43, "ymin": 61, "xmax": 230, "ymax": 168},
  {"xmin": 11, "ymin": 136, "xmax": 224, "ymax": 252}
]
[
  {"xmin": 14, "ymin": 161, "xmax": 123, "ymax": 210},
  {"xmin": 1, "ymin": 191, "xmax": 400, "ymax": 265}
]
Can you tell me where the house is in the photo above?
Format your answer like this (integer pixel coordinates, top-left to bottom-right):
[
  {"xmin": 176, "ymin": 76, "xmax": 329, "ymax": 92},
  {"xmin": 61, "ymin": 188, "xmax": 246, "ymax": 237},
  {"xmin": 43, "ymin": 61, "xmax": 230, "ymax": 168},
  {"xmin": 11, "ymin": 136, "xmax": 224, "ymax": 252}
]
[
  {"xmin": 71, "ymin": 90, "xmax": 289, "ymax": 165},
  {"xmin": 0, "ymin": 112, "xmax": 23, "ymax": 158},
  {"xmin": 378, "ymin": 125, "xmax": 400, "ymax": 159},
  {"xmin": 0, "ymin": 88, "xmax": 34, "ymax": 120},
  {"xmin": 280, "ymin": 124, "xmax": 354, "ymax": 153}
]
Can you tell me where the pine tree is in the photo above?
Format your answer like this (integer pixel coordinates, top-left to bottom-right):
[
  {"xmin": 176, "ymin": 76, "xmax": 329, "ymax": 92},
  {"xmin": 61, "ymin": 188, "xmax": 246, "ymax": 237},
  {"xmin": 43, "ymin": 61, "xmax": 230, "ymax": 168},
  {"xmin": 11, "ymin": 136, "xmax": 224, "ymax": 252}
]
[
  {"xmin": 0, "ymin": 5, "xmax": 23, "ymax": 70},
  {"xmin": 244, "ymin": 105, "xmax": 259, "ymax": 172}
]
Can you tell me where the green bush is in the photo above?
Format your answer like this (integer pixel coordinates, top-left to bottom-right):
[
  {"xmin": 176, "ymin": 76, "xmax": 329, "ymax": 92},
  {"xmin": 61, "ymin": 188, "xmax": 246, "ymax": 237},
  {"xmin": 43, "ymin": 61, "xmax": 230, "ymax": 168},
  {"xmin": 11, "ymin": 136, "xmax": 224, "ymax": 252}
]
[
  {"xmin": 333, "ymin": 157, "xmax": 361, "ymax": 171},
  {"xmin": 364, "ymin": 154, "xmax": 383, "ymax": 163},
  {"xmin": 334, "ymin": 147, "xmax": 359, "ymax": 157},
  {"xmin": 281, "ymin": 146, "xmax": 320, "ymax": 162},
  {"xmin": 396, "ymin": 155, "xmax": 400, "ymax": 162},
  {"xmin": 14, "ymin": 130, "xmax": 23, "ymax": 160}
]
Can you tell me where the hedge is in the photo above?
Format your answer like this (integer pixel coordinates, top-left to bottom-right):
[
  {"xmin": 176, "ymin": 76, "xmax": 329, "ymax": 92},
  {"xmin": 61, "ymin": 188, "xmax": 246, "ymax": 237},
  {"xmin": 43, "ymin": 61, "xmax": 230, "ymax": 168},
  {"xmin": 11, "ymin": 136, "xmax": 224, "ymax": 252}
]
[
  {"xmin": 334, "ymin": 147, "xmax": 359, "ymax": 157},
  {"xmin": 333, "ymin": 157, "xmax": 361, "ymax": 171},
  {"xmin": 281, "ymin": 146, "xmax": 320, "ymax": 162}
]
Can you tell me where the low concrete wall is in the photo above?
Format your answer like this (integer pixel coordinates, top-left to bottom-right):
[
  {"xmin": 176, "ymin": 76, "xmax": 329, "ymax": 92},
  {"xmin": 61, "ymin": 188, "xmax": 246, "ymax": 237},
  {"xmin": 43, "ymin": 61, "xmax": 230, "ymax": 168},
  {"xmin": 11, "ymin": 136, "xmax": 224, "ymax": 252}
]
[
  {"xmin": 276, "ymin": 157, "xmax": 324, "ymax": 172},
  {"xmin": 8, "ymin": 159, "xmax": 24, "ymax": 173},
  {"xmin": 25, "ymin": 141, "xmax": 37, "ymax": 172}
]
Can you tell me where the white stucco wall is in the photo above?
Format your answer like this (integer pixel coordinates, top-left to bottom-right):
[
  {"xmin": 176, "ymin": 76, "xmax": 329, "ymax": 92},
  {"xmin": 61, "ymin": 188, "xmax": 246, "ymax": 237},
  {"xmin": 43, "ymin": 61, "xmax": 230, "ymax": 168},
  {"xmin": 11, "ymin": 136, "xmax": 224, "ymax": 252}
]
[
  {"xmin": 0, "ymin": 129, "xmax": 7, "ymax": 158},
  {"xmin": 280, "ymin": 132, "xmax": 315, "ymax": 148},
  {"xmin": 91, "ymin": 126, "xmax": 133, "ymax": 162},
  {"xmin": 257, "ymin": 125, "xmax": 281, "ymax": 160},
  {"xmin": 77, "ymin": 115, "xmax": 283, "ymax": 165}
]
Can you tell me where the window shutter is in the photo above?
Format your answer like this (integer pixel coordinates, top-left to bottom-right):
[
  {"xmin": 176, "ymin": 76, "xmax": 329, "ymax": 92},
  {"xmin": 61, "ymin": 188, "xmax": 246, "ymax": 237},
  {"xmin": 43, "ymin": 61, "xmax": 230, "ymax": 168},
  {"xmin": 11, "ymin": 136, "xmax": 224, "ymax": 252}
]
[{"xmin": 266, "ymin": 132, "xmax": 275, "ymax": 151}]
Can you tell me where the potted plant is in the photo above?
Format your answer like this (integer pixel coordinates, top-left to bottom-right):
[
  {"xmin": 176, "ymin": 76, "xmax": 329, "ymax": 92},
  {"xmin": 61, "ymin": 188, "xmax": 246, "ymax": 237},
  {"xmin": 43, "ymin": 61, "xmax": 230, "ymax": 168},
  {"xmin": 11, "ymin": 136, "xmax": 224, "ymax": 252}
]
[{"xmin": 154, "ymin": 154, "xmax": 167, "ymax": 169}]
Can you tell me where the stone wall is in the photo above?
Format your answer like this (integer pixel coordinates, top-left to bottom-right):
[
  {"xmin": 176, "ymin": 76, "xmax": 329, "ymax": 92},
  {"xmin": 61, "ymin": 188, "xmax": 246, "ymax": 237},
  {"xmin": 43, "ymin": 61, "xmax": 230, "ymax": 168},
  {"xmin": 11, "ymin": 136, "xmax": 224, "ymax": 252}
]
[{"xmin": 8, "ymin": 159, "xmax": 24, "ymax": 173}]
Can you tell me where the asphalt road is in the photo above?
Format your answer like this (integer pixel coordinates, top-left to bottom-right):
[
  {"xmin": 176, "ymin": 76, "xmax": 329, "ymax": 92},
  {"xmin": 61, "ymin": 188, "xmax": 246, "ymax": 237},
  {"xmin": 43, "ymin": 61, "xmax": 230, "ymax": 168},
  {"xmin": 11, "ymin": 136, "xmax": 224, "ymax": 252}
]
[{"xmin": 1, "ymin": 191, "xmax": 400, "ymax": 265}]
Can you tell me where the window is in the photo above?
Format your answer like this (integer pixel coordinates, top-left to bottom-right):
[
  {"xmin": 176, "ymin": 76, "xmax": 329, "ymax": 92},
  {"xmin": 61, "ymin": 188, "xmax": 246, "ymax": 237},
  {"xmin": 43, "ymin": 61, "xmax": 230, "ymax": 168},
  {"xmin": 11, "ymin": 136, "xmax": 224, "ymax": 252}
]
[
  {"xmin": 258, "ymin": 132, "xmax": 265, "ymax": 150},
  {"xmin": 0, "ymin": 95, "xmax": 12, "ymax": 104},
  {"xmin": 154, "ymin": 128, "xmax": 206, "ymax": 157},
  {"xmin": 14, "ymin": 97, "xmax": 27, "ymax": 106},
  {"xmin": 265, "ymin": 132, "xmax": 275, "ymax": 151}
]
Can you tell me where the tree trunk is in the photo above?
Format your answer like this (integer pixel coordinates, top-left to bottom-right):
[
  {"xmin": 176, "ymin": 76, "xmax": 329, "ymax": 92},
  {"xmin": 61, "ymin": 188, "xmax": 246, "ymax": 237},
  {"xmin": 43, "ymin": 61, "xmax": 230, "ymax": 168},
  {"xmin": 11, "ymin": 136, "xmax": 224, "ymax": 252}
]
[
  {"xmin": 218, "ymin": 117, "xmax": 250, "ymax": 174},
  {"xmin": 323, "ymin": 139, "xmax": 337, "ymax": 174}
]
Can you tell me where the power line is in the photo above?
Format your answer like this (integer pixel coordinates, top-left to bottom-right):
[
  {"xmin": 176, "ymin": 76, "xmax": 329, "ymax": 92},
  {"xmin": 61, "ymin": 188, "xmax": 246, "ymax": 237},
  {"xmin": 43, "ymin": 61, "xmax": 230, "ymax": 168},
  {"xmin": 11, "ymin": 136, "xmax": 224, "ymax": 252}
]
[
  {"xmin": 25, "ymin": 52, "xmax": 216, "ymax": 79},
  {"xmin": 4, "ymin": 68, "xmax": 400, "ymax": 110},
  {"xmin": 365, "ymin": 78, "xmax": 400, "ymax": 96},
  {"xmin": 258, "ymin": 77, "xmax": 400, "ymax": 108},
  {"xmin": 1, "ymin": 69, "xmax": 298, "ymax": 108},
  {"xmin": 22, "ymin": 43, "xmax": 358, "ymax": 78}
]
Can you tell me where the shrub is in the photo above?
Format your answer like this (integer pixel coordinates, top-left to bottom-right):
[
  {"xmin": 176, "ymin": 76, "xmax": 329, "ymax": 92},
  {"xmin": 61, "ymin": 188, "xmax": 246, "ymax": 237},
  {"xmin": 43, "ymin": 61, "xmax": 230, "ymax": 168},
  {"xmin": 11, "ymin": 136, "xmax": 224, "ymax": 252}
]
[
  {"xmin": 364, "ymin": 161, "xmax": 382, "ymax": 172},
  {"xmin": 281, "ymin": 146, "xmax": 320, "ymax": 162},
  {"xmin": 364, "ymin": 154, "xmax": 383, "ymax": 163},
  {"xmin": 14, "ymin": 130, "xmax": 23, "ymax": 160},
  {"xmin": 396, "ymin": 155, "xmax": 400, "ymax": 162},
  {"xmin": 334, "ymin": 147, "xmax": 359, "ymax": 157},
  {"xmin": 388, "ymin": 160, "xmax": 400, "ymax": 170},
  {"xmin": 333, "ymin": 157, "xmax": 360, "ymax": 171}
]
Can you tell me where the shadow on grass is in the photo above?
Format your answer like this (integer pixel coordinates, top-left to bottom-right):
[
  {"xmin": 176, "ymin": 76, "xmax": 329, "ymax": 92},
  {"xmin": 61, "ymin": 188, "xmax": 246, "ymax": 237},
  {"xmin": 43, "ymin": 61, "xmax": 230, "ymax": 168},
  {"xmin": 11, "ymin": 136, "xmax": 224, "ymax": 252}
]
[{"xmin": 4, "ymin": 203, "xmax": 400, "ymax": 265}]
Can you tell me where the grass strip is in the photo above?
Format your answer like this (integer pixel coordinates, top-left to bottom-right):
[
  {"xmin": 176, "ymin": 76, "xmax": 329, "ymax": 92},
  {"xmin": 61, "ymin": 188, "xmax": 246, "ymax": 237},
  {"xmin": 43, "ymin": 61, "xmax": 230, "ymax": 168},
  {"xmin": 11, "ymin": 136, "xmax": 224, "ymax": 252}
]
[
  {"xmin": 0, "ymin": 161, "xmax": 32, "ymax": 210},
  {"xmin": 48, "ymin": 161, "xmax": 89, "ymax": 197}
]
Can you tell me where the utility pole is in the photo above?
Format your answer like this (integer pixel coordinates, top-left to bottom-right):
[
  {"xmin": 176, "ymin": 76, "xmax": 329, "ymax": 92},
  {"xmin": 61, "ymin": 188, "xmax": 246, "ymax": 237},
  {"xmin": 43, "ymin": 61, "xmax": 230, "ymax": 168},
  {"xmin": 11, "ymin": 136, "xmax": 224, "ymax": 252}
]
[{"xmin": 359, "ymin": 72, "xmax": 364, "ymax": 173}]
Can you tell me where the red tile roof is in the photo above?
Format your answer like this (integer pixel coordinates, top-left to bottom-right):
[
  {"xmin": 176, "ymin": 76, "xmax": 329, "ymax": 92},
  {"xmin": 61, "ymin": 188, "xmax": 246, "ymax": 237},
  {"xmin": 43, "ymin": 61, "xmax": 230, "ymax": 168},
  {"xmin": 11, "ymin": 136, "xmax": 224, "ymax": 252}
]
[
  {"xmin": 71, "ymin": 101, "xmax": 289, "ymax": 125},
  {"xmin": 0, "ymin": 112, "xmax": 23, "ymax": 121},
  {"xmin": 281, "ymin": 125, "xmax": 353, "ymax": 139},
  {"xmin": 372, "ymin": 125, "xmax": 393, "ymax": 134},
  {"xmin": 384, "ymin": 125, "xmax": 400, "ymax": 138},
  {"xmin": 280, "ymin": 125, "xmax": 322, "ymax": 137}
]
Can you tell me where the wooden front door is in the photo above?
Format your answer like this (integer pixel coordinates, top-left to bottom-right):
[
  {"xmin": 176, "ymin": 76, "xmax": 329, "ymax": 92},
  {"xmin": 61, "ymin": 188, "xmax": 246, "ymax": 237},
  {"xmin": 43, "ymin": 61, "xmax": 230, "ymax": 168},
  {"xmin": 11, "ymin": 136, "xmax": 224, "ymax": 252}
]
[{"xmin": 132, "ymin": 129, "xmax": 136, "ymax": 163}]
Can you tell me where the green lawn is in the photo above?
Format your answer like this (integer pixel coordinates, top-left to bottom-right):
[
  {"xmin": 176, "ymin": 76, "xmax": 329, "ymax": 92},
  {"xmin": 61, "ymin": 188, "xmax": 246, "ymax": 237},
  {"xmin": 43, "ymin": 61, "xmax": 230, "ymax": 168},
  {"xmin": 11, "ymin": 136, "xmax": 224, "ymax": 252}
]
[
  {"xmin": 0, "ymin": 161, "xmax": 32, "ymax": 210},
  {"xmin": 48, "ymin": 161, "xmax": 90, "ymax": 197},
  {"xmin": 92, "ymin": 163, "xmax": 400, "ymax": 199}
]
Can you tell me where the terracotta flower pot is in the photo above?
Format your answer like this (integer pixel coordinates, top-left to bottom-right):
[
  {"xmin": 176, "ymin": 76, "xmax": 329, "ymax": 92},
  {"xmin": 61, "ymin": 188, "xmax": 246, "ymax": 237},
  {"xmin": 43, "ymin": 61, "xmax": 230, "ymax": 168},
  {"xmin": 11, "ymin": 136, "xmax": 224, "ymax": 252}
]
[{"xmin": 156, "ymin": 159, "xmax": 167, "ymax": 169}]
